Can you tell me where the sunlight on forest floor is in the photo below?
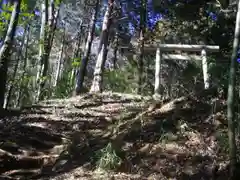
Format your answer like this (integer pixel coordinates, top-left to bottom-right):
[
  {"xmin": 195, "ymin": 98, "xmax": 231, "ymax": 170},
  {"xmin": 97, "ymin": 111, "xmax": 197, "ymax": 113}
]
[{"xmin": 0, "ymin": 91, "xmax": 234, "ymax": 180}]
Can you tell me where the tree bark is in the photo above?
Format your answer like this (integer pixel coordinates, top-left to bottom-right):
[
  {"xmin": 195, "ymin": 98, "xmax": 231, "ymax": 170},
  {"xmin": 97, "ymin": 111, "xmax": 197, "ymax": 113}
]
[
  {"xmin": 53, "ymin": 25, "xmax": 66, "ymax": 88},
  {"xmin": 16, "ymin": 24, "xmax": 31, "ymax": 108},
  {"xmin": 70, "ymin": 22, "xmax": 84, "ymax": 89},
  {"xmin": 4, "ymin": 23, "xmax": 28, "ymax": 109},
  {"xmin": 227, "ymin": 0, "xmax": 240, "ymax": 179},
  {"xmin": 90, "ymin": 0, "xmax": 115, "ymax": 93},
  {"xmin": 36, "ymin": 1, "xmax": 48, "ymax": 102},
  {"xmin": 36, "ymin": 0, "xmax": 61, "ymax": 101},
  {"xmin": 137, "ymin": 0, "xmax": 146, "ymax": 94},
  {"xmin": 113, "ymin": 31, "xmax": 119, "ymax": 69},
  {"xmin": 0, "ymin": 0, "xmax": 21, "ymax": 109},
  {"xmin": 75, "ymin": 0, "xmax": 100, "ymax": 95}
]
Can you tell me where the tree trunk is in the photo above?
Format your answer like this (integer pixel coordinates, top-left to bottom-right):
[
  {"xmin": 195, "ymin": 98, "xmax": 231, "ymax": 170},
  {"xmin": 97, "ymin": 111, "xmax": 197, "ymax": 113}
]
[
  {"xmin": 70, "ymin": 22, "xmax": 84, "ymax": 89},
  {"xmin": 227, "ymin": 1, "xmax": 240, "ymax": 179},
  {"xmin": 16, "ymin": 24, "xmax": 30, "ymax": 108},
  {"xmin": 36, "ymin": 0, "xmax": 60, "ymax": 101},
  {"xmin": 53, "ymin": 25, "xmax": 66, "ymax": 88},
  {"xmin": 36, "ymin": 1, "xmax": 49, "ymax": 102},
  {"xmin": 113, "ymin": 32, "xmax": 119, "ymax": 69},
  {"xmin": 75, "ymin": 0, "xmax": 100, "ymax": 95},
  {"xmin": 90, "ymin": 0, "xmax": 114, "ymax": 93},
  {"xmin": 137, "ymin": 0, "xmax": 146, "ymax": 94},
  {"xmin": 48, "ymin": 0, "xmax": 60, "ymax": 55},
  {"xmin": 0, "ymin": 0, "xmax": 21, "ymax": 109},
  {"xmin": 4, "ymin": 24, "xmax": 28, "ymax": 108},
  {"xmin": 154, "ymin": 48, "xmax": 162, "ymax": 98}
]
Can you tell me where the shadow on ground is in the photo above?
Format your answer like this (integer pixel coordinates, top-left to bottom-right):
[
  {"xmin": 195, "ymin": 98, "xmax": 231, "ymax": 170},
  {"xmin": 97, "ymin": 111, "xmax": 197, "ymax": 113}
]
[{"xmin": 0, "ymin": 92, "xmax": 234, "ymax": 180}]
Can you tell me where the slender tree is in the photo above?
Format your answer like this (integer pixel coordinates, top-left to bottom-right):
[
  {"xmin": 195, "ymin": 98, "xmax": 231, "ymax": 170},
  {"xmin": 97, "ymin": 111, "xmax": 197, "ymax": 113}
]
[
  {"xmin": 75, "ymin": 0, "xmax": 100, "ymax": 95},
  {"xmin": 227, "ymin": 1, "xmax": 240, "ymax": 179},
  {"xmin": 17, "ymin": 24, "xmax": 30, "ymax": 107},
  {"xmin": 0, "ymin": 0, "xmax": 22, "ymax": 108},
  {"xmin": 113, "ymin": 31, "xmax": 119, "ymax": 69},
  {"xmin": 70, "ymin": 22, "xmax": 84, "ymax": 88},
  {"xmin": 36, "ymin": 0, "xmax": 61, "ymax": 101},
  {"xmin": 137, "ymin": 0, "xmax": 147, "ymax": 94},
  {"xmin": 4, "ymin": 23, "xmax": 28, "ymax": 108},
  {"xmin": 53, "ymin": 25, "xmax": 66, "ymax": 88},
  {"xmin": 36, "ymin": 1, "xmax": 48, "ymax": 102},
  {"xmin": 90, "ymin": 0, "xmax": 115, "ymax": 93}
]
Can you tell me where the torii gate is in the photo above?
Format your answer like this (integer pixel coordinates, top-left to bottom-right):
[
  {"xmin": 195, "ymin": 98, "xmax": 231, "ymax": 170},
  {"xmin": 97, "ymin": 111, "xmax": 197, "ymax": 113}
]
[
  {"xmin": 152, "ymin": 44, "xmax": 219, "ymax": 97},
  {"xmin": 120, "ymin": 43, "xmax": 220, "ymax": 97}
]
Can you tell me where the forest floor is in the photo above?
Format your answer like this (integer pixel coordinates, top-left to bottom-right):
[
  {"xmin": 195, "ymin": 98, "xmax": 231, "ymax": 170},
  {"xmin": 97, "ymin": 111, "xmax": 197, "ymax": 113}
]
[{"xmin": 0, "ymin": 91, "xmax": 237, "ymax": 180}]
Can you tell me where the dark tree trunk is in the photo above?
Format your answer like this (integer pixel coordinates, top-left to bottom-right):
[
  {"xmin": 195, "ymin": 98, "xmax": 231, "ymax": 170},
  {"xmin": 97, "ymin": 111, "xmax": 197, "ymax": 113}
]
[
  {"xmin": 0, "ymin": 0, "xmax": 21, "ymax": 109},
  {"xmin": 137, "ymin": 0, "xmax": 146, "ymax": 94},
  {"xmin": 75, "ymin": 0, "xmax": 100, "ymax": 95}
]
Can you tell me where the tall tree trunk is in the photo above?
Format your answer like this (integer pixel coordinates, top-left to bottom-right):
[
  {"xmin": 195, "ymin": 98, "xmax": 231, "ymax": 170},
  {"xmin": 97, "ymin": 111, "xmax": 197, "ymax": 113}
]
[
  {"xmin": 48, "ymin": 0, "xmax": 60, "ymax": 55},
  {"xmin": 4, "ymin": 24, "xmax": 28, "ymax": 108},
  {"xmin": 90, "ymin": 0, "xmax": 114, "ymax": 93},
  {"xmin": 53, "ymin": 25, "xmax": 66, "ymax": 88},
  {"xmin": 0, "ymin": 0, "xmax": 21, "ymax": 109},
  {"xmin": 113, "ymin": 31, "xmax": 119, "ymax": 69},
  {"xmin": 137, "ymin": 0, "xmax": 146, "ymax": 94},
  {"xmin": 36, "ymin": 0, "xmax": 61, "ymax": 101},
  {"xmin": 227, "ymin": 1, "xmax": 240, "ymax": 179},
  {"xmin": 75, "ymin": 0, "xmax": 100, "ymax": 95},
  {"xmin": 16, "ymin": 24, "xmax": 30, "ymax": 108},
  {"xmin": 70, "ymin": 22, "xmax": 84, "ymax": 88},
  {"xmin": 36, "ymin": 0, "xmax": 49, "ymax": 102}
]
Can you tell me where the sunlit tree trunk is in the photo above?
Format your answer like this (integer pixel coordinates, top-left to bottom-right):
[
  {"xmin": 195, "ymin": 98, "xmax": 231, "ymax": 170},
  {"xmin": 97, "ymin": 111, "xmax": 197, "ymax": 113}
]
[
  {"xmin": 53, "ymin": 25, "xmax": 66, "ymax": 88},
  {"xmin": 70, "ymin": 22, "xmax": 84, "ymax": 88},
  {"xmin": 137, "ymin": 0, "xmax": 146, "ymax": 94},
  {"xmin": 36, "ymin": 0, "xmax": 61, "ymax": 101},
  {"xmin": 48, "ymin": 0, "xmax": 60, "ymax": 55},
  {"xmin": 36, "ymin": 1, "xmax": 49, "ymax": 102},
  {"xmin": 75, "ymin": 0, "xmax": 100, "ymax": 95},
  {"xmin": 0, "ymin": 0, "xmax": 21, "ymax": 109},
  {"xmin": 90, "ymin": 0, "xmax": 114, "ymax": 93},
  {"xmin": 16, "ymin": 24, "xmax": 30, "ymax": 108},
  {"xmin": 4, "ymin": 24, "xmax": 28, "ymax": 108},
  {"xmin": 227, "ymin": 1, "xmax": 240, "ymax": 179}
]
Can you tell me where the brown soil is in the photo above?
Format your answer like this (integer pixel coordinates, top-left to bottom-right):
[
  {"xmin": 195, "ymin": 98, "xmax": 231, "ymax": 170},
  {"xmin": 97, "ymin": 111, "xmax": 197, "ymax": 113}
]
[{"xmin": 0, "ymin": 91, "xmax": 235, "ymax": 180}]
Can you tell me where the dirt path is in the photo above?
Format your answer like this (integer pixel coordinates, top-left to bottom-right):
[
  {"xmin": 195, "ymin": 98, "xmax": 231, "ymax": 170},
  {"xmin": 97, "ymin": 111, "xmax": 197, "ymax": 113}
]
[{"xmin": 0, "ymin": 92, "xmax": 232, "ymax": 180}]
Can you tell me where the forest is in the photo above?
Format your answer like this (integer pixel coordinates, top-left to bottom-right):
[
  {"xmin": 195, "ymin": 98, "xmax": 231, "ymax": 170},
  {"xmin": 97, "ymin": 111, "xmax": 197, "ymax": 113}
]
[{"xmin": 0, "ymin": 0, "xmax": 240, "ymax": 179}]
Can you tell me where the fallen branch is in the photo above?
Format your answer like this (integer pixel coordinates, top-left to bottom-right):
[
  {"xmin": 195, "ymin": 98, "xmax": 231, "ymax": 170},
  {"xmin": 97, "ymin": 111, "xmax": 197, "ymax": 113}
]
[{"xmin": 2, "ymin": 168, "xmax": 41, "ymax": 176}]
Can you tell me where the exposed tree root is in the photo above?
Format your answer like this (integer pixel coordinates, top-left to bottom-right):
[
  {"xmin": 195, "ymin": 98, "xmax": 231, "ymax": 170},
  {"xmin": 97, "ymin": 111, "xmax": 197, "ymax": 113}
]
[{"xmin": 0, "ymin": 148, "xmax": 59, "ymax": 173}]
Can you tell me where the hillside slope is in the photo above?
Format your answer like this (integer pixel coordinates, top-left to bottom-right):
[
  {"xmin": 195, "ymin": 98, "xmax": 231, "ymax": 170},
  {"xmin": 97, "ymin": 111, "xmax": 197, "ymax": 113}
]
[{"xmin": 0, "ymin": 92, "xmax": 233, "ymax": 180}]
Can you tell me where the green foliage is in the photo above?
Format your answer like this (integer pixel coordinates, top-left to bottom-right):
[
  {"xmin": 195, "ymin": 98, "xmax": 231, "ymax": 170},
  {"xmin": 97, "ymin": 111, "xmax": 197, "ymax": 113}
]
[
  {"xmin": 95, "ymin": 143, "xmax": 122, "ymax": 171},
  {"xmin": 53, "ymin": 70, "xmax": 74, "ymax": 98},
  {"xmin": 20, "ymin": 13, "xmax": 34, "ymax": 19},
  {"xmin": 103, "ymin": 67, "xmax": 137, "ymax": 93},
  {"xmin": 55, "ymin": 0, "xmax": 62, "ymax": 6},
  {"xmin": 39, "ymin": 75, "xmax": 48, "ymax": 82},
  {"xmin": 20, "ymin": 2, "xmax": 28, "ymax": 12},
  {"xmin": 71, "ymin": 57, "xmax": 82, "ymax": 67},
  {"xmin": 1, "ymin": 11, "xmax": 11, "ymax": 22}
]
